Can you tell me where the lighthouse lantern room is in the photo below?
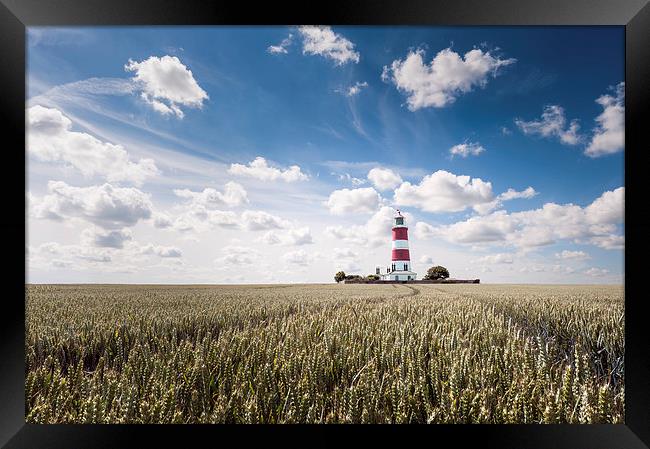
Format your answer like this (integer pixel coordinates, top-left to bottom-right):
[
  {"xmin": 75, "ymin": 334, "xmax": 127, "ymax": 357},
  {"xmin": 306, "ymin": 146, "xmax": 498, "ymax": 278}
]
[{"xmin": 380, "ymin": 209, "xmax": 417, "ymax": 281}]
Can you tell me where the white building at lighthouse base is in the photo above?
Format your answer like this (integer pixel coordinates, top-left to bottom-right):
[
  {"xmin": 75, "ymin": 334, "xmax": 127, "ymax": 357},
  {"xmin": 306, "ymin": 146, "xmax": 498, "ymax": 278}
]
[{"xmin": 376, "ymin": 265, "xmax": 417, "ymax": 281}]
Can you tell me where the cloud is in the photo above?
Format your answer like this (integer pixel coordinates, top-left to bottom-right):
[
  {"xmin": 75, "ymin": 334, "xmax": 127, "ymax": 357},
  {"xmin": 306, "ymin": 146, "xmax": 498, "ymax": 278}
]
[
  {"xmin": 124, "ymin": 55, "xmax": 208, "ymax": 118},
  {"xmin": 140, "ymin": 244, "xmax": 182, "ymax": 258},
  {"xmin": 283, "ymin": 249, "xmax": 314, "ymax": 266},
  {"xmin": 172, "ymin": 206, "xmax": 239, "ymax": 233},
  {"xmin": 28, "ymin": 105, "xmax": 159, "ymax": 186},
  {"xmin": 555, "ymin": 250, "xmax": 590, "ymax": 260},
  {"xmin": 297, "ymin": 26, "xmax": 360, "ymax": 65},
  {"xmin": 551, "ymin": 264, "xmax": 576, "ymax": 275},
  {"xmin": 339, "ymin": 81, "xmax": 368, "ymax": 97},
  {"xmin": 585, "ymin": 267, "xmax": 609, "ymax": 277},
  {"xmin": 240, "ymin": 210, "xmax": 291, "ymax": 230},
  {"xmin": 165, "ymin": 201, "xmax": 294, "ymax": 234},
  {"xmin": 367, "ymin": 167, "xmax": 402, "ymax": 191},
  {"xmin": 331, "ymin": 247, "xmax": 362, "ymax": 272},
  {"xmin": 382, "ymin": 47, "xmax": 515, "ymax": 110},
  {"xmin": 335, "ymin": 172, "xmax": 366, "ymax": 186},
  {"xmin": 325, "ymin": 187, "xmax": 382, "ymax": 215},
  {"xmin": 174, "ymin": 182, "xmax": 249, "ymax": 208},
  {"xmin": 585, "ymin": 82, "xmax": 624, "ymax": 157},
  {"xmin": 473, "ymin": 186, "xmax": 538, "ymax": 215},
  {"xmin": 336, "ymin": 260, "xmax": 362, "ymax": 273},
  {"xmin": 31, "ymin": 181, "xmax": 153, "ymax": 229},
  {"xmin": 28, "ymin": 242, "xmax": 113, "ymax": 268},
  {"xmin": 260, "ymin": 226, "xmax": 314, "ymax": 246},
  {"xmin": 267, "ymin": 34, "xmax": 293, "ymax": 54},
  {"xmin": 449, "ymin": 141, "xmax": 486, "ymax": 158},
  {"xmin": 393, "ymin": 170, "xmax": 494, "ymax": 213},
  {"xmin": 325, "ymin": 225, "xmax": 369, "ymax": 246},
  {"xmin": 81, "ymin": 227, "xmax": 132, "ymax": 249},
  {"xmin": 415, "ymin": 187, "xmax": 624, "ymax": 251},
  {"xmin": 419, "ymin": 255, "xmax": 434, "ymax": 264},
  {"xmin": 587, "ymin": 235, "xmax": 624, "ymax": 250},
  {"xmin": 515, "ymin": 105, "xmax": 581, "ymax": 145},
  {"xmin": 585, "ymin": 186, "xmax": 624, "ymax": 224},
  {"xmin": 228, "ymin": 157, "xmax": 308, "ymax": 182},
  {"xmin": 325, "ymin": 206, "xmax": 411, "ymax": 248},
  {"xmin": 518, "ymin": 265, "xmax": 546, "ymax": 273},
  {"xmin": 333, "ymin": 247, "xmax": 358, "ymax": 259},
  {"xmin": 498, "ymin": 187, "xmax": 538, "ymax": 201},
  {"xmin": 152, "ymin": 212, "xmax": 173, "ymax": 229},
  {"xmin": 215, "ymin": 245, "xmax": 260, "ymax": 266},
  {"xmin": 472, "ymin": 253, "xmax": 514, "ymax": 264}
]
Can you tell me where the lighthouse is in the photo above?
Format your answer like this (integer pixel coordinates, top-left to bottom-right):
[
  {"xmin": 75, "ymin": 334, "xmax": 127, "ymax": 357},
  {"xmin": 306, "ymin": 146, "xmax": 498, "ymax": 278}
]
[{"xmin": 380, "ymin": 209, "xmax": 417, "ymax": 281}]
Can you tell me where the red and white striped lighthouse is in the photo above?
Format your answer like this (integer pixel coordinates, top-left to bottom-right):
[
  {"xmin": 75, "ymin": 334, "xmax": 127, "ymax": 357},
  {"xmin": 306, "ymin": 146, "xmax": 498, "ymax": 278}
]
[{"xmin": 382, "ymin": 209, "xmax": 417, "ymax": 281}]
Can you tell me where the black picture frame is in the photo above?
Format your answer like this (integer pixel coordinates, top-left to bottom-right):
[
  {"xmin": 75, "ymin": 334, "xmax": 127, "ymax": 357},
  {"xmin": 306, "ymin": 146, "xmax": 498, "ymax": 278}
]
[{"xmin": 2, "ymin": 0, "xmax": 648, "ymax": 447}]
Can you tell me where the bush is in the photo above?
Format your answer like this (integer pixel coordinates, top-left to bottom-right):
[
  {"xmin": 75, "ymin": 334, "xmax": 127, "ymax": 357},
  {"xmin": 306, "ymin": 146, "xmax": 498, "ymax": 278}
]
[
  {"xmin": 344, "ymin": 275, "xmax": 363, "ymax": 281},
  {"xmin": 334, "ymin": 271, "xmax": 346, "ymax": 283},
  {"xmin": 424, "ymin": 265, "xmax": 450, "ymax": 280},
  {"xmin": 367, "ymin": 274, "xmax": 380, "ymax": 281}
]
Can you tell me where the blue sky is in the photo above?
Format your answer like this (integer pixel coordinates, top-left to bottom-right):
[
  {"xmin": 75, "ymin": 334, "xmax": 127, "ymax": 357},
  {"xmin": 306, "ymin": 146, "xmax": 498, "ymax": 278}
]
[{"xmin": 26, "ymin": 26, "xmax": 624, "ymax": 283}]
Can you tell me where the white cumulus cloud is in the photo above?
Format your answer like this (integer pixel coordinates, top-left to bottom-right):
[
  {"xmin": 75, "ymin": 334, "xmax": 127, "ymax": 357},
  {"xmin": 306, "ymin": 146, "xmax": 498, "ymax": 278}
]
[
  {"xmin": 140, "ymin": 244, "xmax": 182, "ymax": 258},
  {"xmin": 228, "ymin": 157, "xmax": 308, "ymax": 182},
  {"xmin": 472, "ymin": 253, "xmax": 514, "ymax": 264},
  {"xmin": 449, "ymin": 141, "xmax": 486, "ymax": 158},
  {"xmin": 81, "ymin": 226, "xmax": 133, "ymax": 249},
  {"xmin": 473, "ymin": 186, "xmax": 538, "ymax": 215},
  {"xmin": 298, "ymin": 26, "xmax": 360, "ymax": 65},
  {"xmin": 585, "ymin": 82, "xmax": 624, "ymax": 157},
  {"xmin": 260, "ymin": 226, "xmax": 314, "ymax": 246},
  {"xmin": 172, "ymin": 206, "xmax": 239, "ymax": 233},
  {"xmin": 174, "ymin": 182, "xmax": 248, "ymax": 208},
  {"xmin": 125, "ymin": 55, "xmax": 208, "ymax": 119},
  {"xmin": 415, "ymin": 187, "xmax": 624, "ymax": 251},
  {"xmin": 240, "ymin": 210, "xmax": 291, "ymax": 231},
  {"xmin": 215, "ymin": 246, "xmax": 260, "ymax": 266},
  {"xmin": 382, "ymin": 47, "xmax": 515, "ymax": 110},
  {"xmin": 31, "ymin": 181, "xmax": 153, "ymax": 229},
  {"xmin": 367, "ymin": 167, "xmax": 402, "ymax": 191},
  {"xmin": 393, "ymin": 170, "xmax": 495, "ymax": 213},
  {"xmin": 326, "ymin": 187, "xmax": 382, "ymax": 215},
  {"xmin": 555, "ymin": 250, "xmax": 590, "ymax": 260},
  {"xmin": 585, "ymin": 267, "xmax": 609, "ymax": 277},
  {"xmin": 325, "ymin": 206, "xmax": 412, "ymax": 248},
  {"xmin": 28, "ymin": 105, "xmax": 159, "ymax": 186},
  {"xmin": 283, "ymin": 249, "xmax": 314, "ymax": 266}
]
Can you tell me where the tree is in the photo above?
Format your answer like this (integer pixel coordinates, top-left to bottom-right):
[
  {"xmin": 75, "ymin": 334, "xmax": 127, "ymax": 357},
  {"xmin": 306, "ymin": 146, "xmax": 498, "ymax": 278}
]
[
  {"xmin": 334, "ymin": 271, "xmax": 346, "ymax": 283},
  {"xmin": 424, "ymin": 265, "xmax": 450, "ymax": 280},
  {"xmin": 367, "ymin": 274, "xmax": 380, "ymax": 281}
]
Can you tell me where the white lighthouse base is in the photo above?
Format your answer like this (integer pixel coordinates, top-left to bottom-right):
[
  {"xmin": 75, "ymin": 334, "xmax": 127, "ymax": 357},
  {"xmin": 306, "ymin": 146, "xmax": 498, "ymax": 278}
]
[{"xmin": 381, "ymin": 270, "xmax": 417, "ymax": 281}]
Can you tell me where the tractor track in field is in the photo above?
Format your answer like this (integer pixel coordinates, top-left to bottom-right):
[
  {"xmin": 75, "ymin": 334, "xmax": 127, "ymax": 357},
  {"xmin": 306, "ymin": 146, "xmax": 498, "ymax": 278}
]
[{"xmin": 398, "ymin": 284, "xmax": 420, "ymax": 299}]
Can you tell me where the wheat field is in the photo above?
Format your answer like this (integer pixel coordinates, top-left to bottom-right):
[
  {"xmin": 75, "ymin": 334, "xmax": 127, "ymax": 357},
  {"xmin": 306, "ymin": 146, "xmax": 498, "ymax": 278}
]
[{"xmin": 25, "ymin": 283, "xmax": 624, "ymax": 424}]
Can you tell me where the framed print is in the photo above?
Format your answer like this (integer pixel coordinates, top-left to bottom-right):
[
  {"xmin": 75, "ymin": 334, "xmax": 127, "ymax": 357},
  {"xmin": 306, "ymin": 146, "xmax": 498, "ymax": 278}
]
[{"xmin": 1, "ymin": 0, "xmax": 649, "ymax": 447}]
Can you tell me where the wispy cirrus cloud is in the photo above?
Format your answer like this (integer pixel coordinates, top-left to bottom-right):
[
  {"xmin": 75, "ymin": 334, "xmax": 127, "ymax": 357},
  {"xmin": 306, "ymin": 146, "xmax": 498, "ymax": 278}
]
[
  {"xmin": 267, "ymin": 34, "xmax": 293, "ymax": 54},
  {"xmin": 515, "ymin": 105, "xmax": 582, "ymax": 145}
]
